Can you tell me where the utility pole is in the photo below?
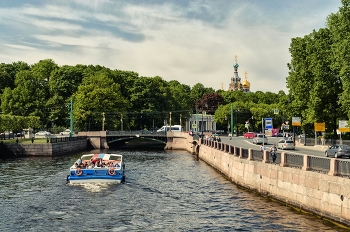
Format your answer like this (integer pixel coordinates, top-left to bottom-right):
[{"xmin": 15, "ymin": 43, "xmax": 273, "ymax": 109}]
[
  {"xmin": 231, "ymin": 104, "xmax": 234, "ymax": 136},
  {"xmin": 69, "ymin": 99, "xmax": 73, "ymax": 137},
  {"xmin": 102, "ymin": 112, "xmax": 105, "ymax": 131},
  {"xmin": 120, "ymin": 114, "xmax": 123, "ymax": 131},
  {"xmin": 169, "ymin": 112, "xmax": 172, "ymax": 131},
  {"xmin": 196, "ymin": 107, "xmax": 198, "ymax": 134}
]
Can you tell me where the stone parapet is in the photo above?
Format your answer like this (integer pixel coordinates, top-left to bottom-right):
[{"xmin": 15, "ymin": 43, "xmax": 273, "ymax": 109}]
[{"xmin": 196, "ymin": 144, "xmax": 350, "ymax": 226}]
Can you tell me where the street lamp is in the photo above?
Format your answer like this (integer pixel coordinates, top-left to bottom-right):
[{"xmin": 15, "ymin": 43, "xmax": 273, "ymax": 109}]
[
  {"xmin": 201, "ymin": 104, "xmax": 208, "ymax": 137},
  {"xmin": 102, "ymin": 112, "xmax": 105, "ymax": 131},
  {"xmin": 120, "ymin": 114, "xmax": 123, "ymax": 131}
]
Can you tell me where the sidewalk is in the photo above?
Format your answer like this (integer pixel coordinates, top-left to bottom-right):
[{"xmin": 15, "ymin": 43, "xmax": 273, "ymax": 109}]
[{"xmin": 295, "ymin": 142, "xmax": 327, "ymax": 151}]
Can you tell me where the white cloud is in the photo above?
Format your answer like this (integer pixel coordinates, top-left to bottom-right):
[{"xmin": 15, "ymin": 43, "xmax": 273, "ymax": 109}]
[{"xmin": 0, "ymin": 0, "xmax": 342, "ymax": 93}]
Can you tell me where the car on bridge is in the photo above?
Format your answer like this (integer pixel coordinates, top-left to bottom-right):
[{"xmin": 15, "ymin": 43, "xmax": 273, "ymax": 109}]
[
  {"xmin": 252, "ymin": 134, "xmax": 268, "ymax": 144},
  {"xmin": 35, "ymin": 131, "xmax": 51, "ymax": 136},
  {"xmin": 277, "ymin": 139, "xmax": 295, "ymax": 150},
  {"xmin": 243, "ymin": 132, "xmax": 255, "ymax": 139},
  {"xmin": 325, "ymin": 144, "xmax": 350, "ymax": 158},
  {"xmin": 60, "ymin": 129, "xmax": 74, "ymax": 136}
]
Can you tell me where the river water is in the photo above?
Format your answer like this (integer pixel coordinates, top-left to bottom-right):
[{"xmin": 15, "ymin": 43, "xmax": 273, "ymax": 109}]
[{"xmin": 0, "ymin": 149, "xmax": 347, "ymax": 231}]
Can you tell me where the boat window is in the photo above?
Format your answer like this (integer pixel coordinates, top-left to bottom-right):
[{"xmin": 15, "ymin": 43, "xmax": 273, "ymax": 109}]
[
  {"xmin": 81, "ymin": 155, "xmax": 93, "ymax": 161},
  {"xmin": 109, "ymin": 155, "xmax": 121, "ymax": 161}
]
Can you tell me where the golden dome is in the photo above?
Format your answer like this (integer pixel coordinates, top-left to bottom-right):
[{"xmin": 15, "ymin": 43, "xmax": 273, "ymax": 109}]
[
  {"xmin": 242, "ymin": 71, "xmax": 250, "ymax": 88},
  {"xmin": 242, "ymin": 79, "xmax": 250, "ymax": 88}
]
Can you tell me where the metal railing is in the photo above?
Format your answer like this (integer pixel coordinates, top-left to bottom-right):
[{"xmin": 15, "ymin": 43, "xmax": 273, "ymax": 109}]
[
  {"xmin": 50, "ymin": 136, "xmax": 87, "ymax": 143},
  {"xmin": 308, "ymin": 156, "xmax": 330, "ymax": 174},
  {"xmin": 252, "ymin": 149, "xmax": 263, "ymax": 161},
  {"xmin": 336, "ymin": 159, "xmax": 350, "ymax": 178},
  {"xmin": 200, "ymin": 140, "xmax": 350, "ymax": 177}
]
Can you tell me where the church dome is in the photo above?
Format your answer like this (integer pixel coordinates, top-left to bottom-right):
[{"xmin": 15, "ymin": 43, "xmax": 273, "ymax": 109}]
[{"xmin": 242, "ymin": 79, "xmax": 250, "ymax": 88}]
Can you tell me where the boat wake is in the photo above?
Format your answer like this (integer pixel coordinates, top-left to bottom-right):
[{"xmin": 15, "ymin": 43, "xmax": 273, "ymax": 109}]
[{"xmin": 67, "ymin": 182, "xmax": 115, "ymax": 192}]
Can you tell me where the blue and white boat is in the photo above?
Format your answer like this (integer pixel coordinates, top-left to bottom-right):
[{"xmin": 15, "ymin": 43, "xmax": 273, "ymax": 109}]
[{"xmin": 67, "ymin": 153, "xmax": 125, "ymax": 184}]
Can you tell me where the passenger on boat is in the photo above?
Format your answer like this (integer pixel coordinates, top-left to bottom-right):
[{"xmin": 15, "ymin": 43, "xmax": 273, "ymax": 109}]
[
  {"xmin": 88, "ymin": 161, "xmax": 94, "ymax": 169},
  {"xmin": 115, "ymin": 163, "xmax": 120, "ymax": 168}
]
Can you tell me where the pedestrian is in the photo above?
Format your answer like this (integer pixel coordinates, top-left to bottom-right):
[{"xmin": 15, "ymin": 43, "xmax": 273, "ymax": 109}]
[
  {"xmin": 321, "ymin": 135, "xmax": 325, "ymax": 146},
  {"xmin": 270, "ymin": 145, "xmax": 277, "ymax": 163},
  {"xmin": 260, "ymin": 144, "xmax": 265, "ymax": 159}
]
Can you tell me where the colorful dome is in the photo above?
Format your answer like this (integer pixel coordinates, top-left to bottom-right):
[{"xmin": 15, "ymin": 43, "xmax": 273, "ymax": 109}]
[{"xmin": 242, "ymin": 79, "xmax": 250, "ymax": 88}]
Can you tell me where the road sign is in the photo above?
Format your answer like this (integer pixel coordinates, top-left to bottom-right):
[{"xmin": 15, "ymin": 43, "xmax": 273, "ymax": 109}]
[
  {"xmin": 314, "ymin": 122, "xmax": 325, "ymax": 132},
  {"xmin": 292, "ymin": 117, "xmax": 301, "ymax": 126},
  {"xmin": 274, "ymin": 109, "xmax": 279, "ymax": 114},
  {"xmin": 265, "ymin": 118, "xmax": 272, "ymax": 129},
  {"xmin": 339, "ymin": 120, "xmax": 350, "ymax": 132},
  {"xmin": 192, "ymin": 124, "xmax": 197, "ymax": 129}
]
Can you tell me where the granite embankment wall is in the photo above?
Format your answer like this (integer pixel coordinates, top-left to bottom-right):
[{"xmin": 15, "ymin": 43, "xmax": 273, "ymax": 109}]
[
  {"xmin": 165, "ymin": 132, "xmax": 197, "ymax": 154},
  {"xmin": 0, "ymin": 139, "xmax": 88, "ymax": 157},
  {"xmin": 169, "ymin": 134, "xmax": 350, "ymax": 226}
]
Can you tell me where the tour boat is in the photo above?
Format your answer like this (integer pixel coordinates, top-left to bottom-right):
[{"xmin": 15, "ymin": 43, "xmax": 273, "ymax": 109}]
[{"xmin": 67, "ymin": 153, "xmax": 125, "ymax": 184}]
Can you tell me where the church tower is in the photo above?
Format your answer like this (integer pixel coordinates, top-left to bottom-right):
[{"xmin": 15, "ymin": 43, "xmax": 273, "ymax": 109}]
[
  {"xmin": 242, "ymin": 71, "xmax": 251, "ymax": 93},
  {"xmin": 228, "ymin": 56, "xmax": 250, "ymax": 92}
]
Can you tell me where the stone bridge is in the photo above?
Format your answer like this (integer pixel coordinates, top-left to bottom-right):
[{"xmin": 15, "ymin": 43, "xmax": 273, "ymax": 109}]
[{"xmin": 78, "ymin": 130, "xmax": 173, "ymax": 149}]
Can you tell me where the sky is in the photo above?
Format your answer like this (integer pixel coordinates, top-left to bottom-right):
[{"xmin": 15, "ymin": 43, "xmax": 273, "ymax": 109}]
[{"xmin": 0, "ymin": 0, "xmax": 342, "ymax": 93}]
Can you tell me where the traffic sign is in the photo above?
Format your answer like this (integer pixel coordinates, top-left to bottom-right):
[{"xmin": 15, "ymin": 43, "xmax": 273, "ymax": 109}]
[
  {"xmin": 265, "ymin": 118, "xmax": 272, "ymax": 129},
  {"xmin": 339, "ymin": 120, "xmax": 350, "ymax": 132},
  {"xmin": 192, "ymin": 124, "xmax": 197, "ymax": 129}
]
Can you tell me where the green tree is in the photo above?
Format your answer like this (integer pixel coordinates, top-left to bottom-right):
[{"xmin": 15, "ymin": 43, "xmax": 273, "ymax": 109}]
[
  {"xmin": 73, "ymin": 71, "xmax": 127, "ymax": 131},
  {"xmin": 327, "ymin": 0, "xmax": 350, "ymax": 123},
  {"xmin": 287, "ymin": 28, "xmax": 343, "ymax": 136}
]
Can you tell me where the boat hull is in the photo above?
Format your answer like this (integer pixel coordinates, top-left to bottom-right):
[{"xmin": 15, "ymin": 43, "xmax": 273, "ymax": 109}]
[
  {"xmin": 67, "ymin": 153, "xmax": 125, "ymax": 184},
  {"xmin": 68, "ymin": 176, "xmax": 124, "ymax": 184}
]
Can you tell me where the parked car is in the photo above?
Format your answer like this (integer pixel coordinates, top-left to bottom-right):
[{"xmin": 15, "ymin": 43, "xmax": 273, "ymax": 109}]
[
  {"xmin": 60, "ymin": 129, "xmax": 74, "ymax": 135},
  {"xmin": 253, "ymin": 134, "xmax": 268, "ymax": 144},
  {"xmin": 35, "ymin": 131, "xmax": 51, "ymax": 136},
  {"xmin": 277, "ymin": 139, "xmax": 295, "ymax": 150},
  {"xmin": 325, "ymin": 144, "xmax": 350, "ymax": 158},
  {"xmin": 243, "ymin": 132, "xmax": 255, "ymax": 139}
]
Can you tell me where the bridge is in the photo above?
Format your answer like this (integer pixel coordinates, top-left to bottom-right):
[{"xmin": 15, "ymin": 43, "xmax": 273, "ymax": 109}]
[{"xmin": 78, "ymin": 130, "xmax": 176, "ymax": 149}]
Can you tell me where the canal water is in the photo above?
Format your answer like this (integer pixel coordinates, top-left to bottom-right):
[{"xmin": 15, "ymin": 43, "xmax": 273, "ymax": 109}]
[{"xmin": 0, "ymin": 149, "xmax": 347, "ymax": 231}]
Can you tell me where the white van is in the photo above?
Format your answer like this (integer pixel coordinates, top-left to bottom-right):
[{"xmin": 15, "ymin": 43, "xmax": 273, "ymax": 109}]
[{"xmin": 157, "ymin": 125, "xmax": 183, "ymax": 132}]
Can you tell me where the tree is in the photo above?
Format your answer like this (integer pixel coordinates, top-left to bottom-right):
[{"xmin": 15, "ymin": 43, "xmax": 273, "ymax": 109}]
[
  {"xmin": 196, "ymin": 92, "xmax": 224, "ymax": 115},
  {"xmin": 327, "ymin": 0, "xmax": 350, "ymax": 123},
  {"xmin": 287, "ymin": 28, "xmax": 344, "ymax": 136},
  {"xmin": 73, "ymin": 71, "xmax": 127, "ymax": 131}
]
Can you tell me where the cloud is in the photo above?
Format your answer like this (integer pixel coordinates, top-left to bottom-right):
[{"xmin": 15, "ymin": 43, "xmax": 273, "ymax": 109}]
[{"xmin": 0, "ymin": 0, "xmax": 342, "ymax": 94}]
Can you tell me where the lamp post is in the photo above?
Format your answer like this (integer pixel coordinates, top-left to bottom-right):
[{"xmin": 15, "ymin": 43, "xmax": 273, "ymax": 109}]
[
  {"xmin": 231, "ymin": 104, "xmax": 234, "ymax": 136},
  {"xmin": 180, "ymin": 114, "xmax": 182, "ymax": 128},
  {"xmin": 201, "ymin": 104, "xmax": 208, "ymax": 137},
  {"xmin": 120, "ymin": 114, "xmax": 123, "ymax": 131},
  {"xmin": 196, "ymin": 107, "xmax": 198, "ymax": 135},
  {"xmin": 102, "ymin": 112, "xmax": 105, "ymax": 131},
  {"xmin": 69, "ymin": 99, "xmax": 73, "ymax": 137},
  {"xmin": 169, "ymin": 112, "xmax": 172, "ymax": 131}
]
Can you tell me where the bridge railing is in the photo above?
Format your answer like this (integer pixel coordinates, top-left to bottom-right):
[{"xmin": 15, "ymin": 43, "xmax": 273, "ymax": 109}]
[
  {"xmin": 107, "ymin": 130, "xmax": 167, "ymax": 136},
  {"xmin": 201, "ymin": 139, "xmax": 350, "ymax": 178}
]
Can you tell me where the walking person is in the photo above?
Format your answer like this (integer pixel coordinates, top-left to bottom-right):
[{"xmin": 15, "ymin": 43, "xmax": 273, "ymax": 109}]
[
  {"xmin": 270, "ymin": 144, "xmax": 277, "ymax": 163},
  {"xmin": 321, "ymin": 135, "xmax": 325, "ymax": 146},
  {"xmin": 260, "ymin": 144, "xmax": 265, "ymax": 159}
]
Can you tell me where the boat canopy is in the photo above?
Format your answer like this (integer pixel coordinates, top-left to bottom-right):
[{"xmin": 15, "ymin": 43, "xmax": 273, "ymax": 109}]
[{"xmin": 81, "ymin": 153, "xmax": 122, "ymax": 162}]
